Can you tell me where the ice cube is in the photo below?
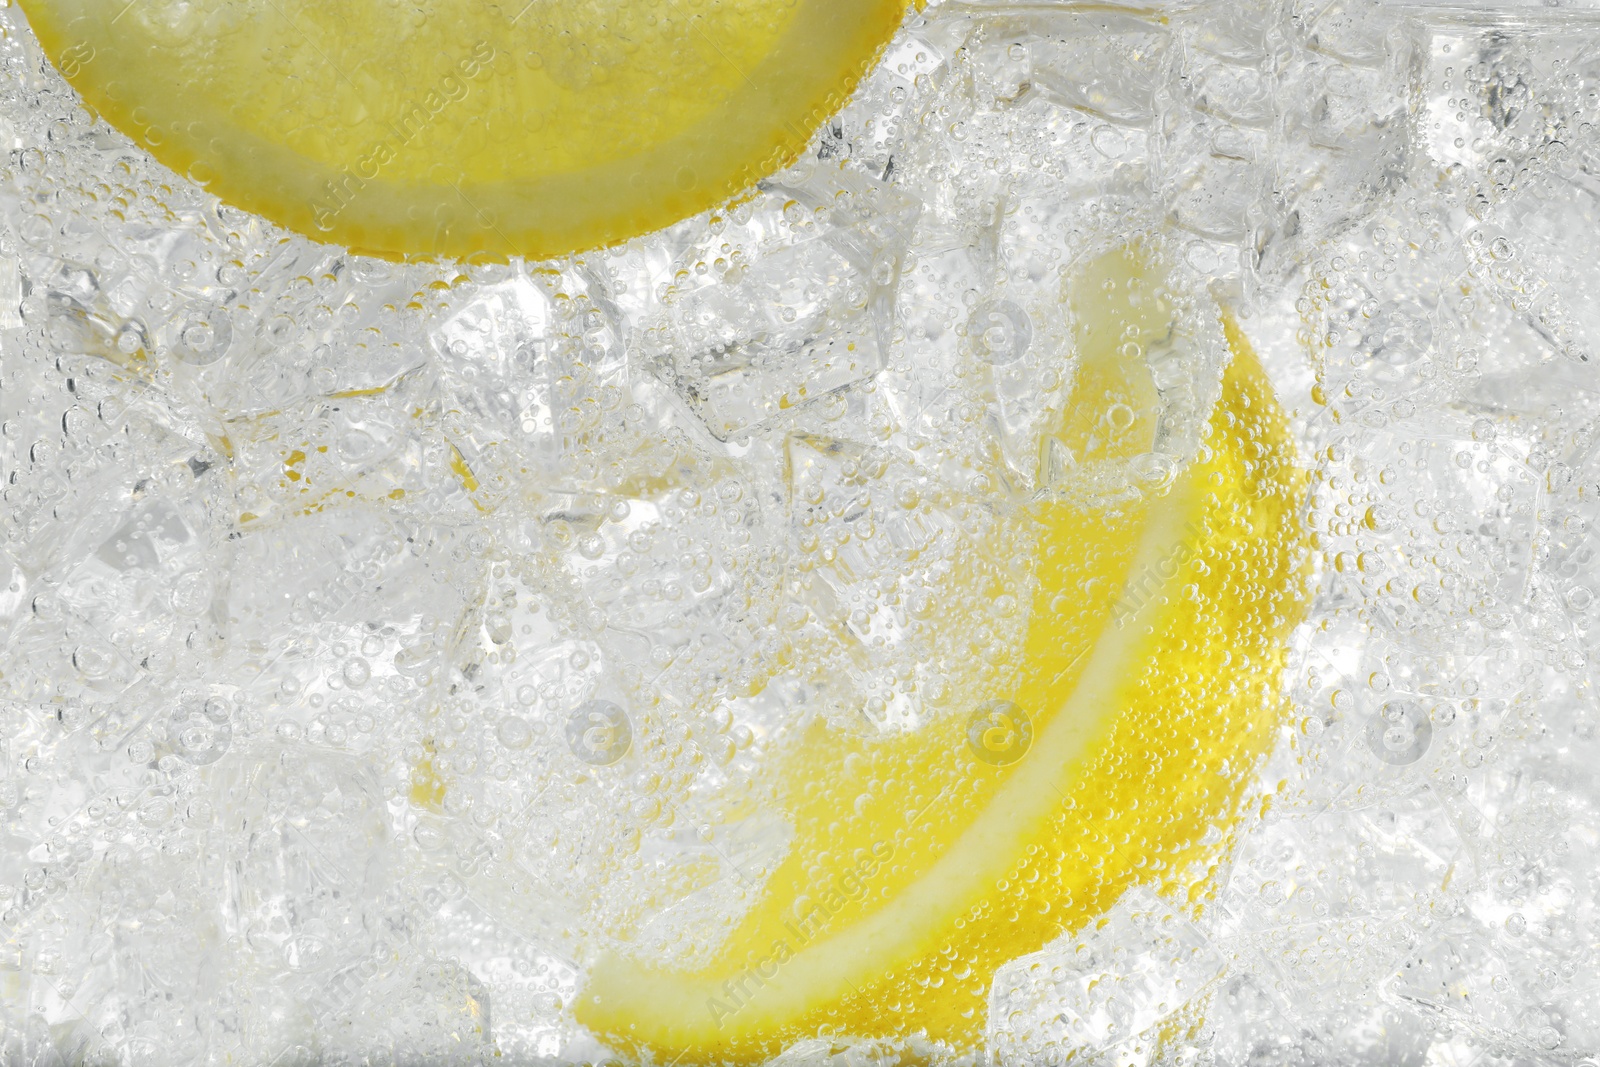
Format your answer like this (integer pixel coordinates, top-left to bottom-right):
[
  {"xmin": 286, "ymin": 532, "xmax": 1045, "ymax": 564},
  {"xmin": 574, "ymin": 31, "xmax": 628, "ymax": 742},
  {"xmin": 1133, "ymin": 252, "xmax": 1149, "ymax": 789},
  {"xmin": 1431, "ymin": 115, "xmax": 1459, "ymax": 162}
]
[
  {"xmin": 637, "ymin": 164, "xmax": 919, "ymax": 440},
  {"xmin": 987, "ymin": 890, "xmax": 1226, "ymax": 1065}
]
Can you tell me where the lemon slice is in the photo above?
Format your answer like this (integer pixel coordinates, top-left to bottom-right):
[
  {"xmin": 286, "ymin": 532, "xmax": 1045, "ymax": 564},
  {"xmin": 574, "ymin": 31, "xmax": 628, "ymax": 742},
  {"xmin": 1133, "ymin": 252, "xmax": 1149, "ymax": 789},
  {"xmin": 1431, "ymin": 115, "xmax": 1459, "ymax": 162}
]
[
  {"xmin": 576, "ymin": 249, "xmax": 1310, "ymax": 1062},
  {"xmin": 19, "ymin": 0, "xmax": 914, "ymax": 261}
]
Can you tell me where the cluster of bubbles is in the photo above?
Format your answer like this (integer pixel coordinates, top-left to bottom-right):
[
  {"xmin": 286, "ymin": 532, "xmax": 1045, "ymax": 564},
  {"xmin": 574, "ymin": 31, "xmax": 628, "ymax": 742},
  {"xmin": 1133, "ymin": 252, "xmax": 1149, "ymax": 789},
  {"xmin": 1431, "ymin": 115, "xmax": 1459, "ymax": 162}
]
[
  {"xmin": 1, "ymin": 0, "xmax": 1598, "ymax": 1064},
  {"xmin": 1237, "ymin": 7, "xmax": 1600, "ymax": 1063}
]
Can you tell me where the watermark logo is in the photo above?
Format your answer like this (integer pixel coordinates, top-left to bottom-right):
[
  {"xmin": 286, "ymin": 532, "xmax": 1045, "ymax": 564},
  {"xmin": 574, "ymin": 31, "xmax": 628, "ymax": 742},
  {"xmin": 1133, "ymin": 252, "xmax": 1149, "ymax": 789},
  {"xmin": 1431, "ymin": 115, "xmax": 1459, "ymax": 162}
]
[
  {"xmin": 1367, "ymin": 699, "xmax": 1431, "ymax": 765},
  {"xmin": 564, "ymin": 699, "xmax": 631, "ymax": 766},
  {"xmin": 307, "ymin": 41, "xmax": 498, "ymax": 231},
  {"xmin": 968, "ymin": 300, "xmax": 1032, "ymax": 365},
  {"xmin": 967, "ymin": 699, "xmax": 1032, "ymax": 766},
  {"xmin": 1111, "ymin": 521, "xmax": 1206, "ymax": 628},
  {"xmin": 703, "ymin": 840, "xmax": 895, "ymax": 1029},
  {"xmin": 59, "ymin": 41, "xmax": 96, "ymax": 78}
]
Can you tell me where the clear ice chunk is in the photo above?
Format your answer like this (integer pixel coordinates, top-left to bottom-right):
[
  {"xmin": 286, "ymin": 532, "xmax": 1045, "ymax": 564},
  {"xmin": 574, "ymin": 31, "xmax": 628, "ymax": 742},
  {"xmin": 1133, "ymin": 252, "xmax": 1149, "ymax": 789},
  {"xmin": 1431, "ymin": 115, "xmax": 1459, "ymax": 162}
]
[
  {"xmin": 987, "ymin": 890, "xmax": 1225, "ymax": 1065},
  {"xmin": 636, "ymin": 164, "xmax": 919, "ymax": 440}
]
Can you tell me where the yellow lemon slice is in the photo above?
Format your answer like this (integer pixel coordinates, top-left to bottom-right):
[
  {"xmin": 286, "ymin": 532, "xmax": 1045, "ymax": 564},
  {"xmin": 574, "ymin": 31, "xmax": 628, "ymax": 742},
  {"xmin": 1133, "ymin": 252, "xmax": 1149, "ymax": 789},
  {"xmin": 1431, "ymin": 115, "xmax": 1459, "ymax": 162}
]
[
  {"xmin": 576, "ymin": 248, "xmax": 1310, "ymax": 1062},
  {"xmin": 18, "ymin": 0, "xmax": 914, "ymax": 261}
]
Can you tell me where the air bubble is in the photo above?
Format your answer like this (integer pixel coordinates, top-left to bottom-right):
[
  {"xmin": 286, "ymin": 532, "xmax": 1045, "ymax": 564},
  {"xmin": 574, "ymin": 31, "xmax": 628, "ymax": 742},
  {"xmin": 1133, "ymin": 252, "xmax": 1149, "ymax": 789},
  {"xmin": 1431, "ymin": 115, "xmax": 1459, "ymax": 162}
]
[{"xmin": 496, "ymin": 716, "xmax": 534, "ymax": 750}]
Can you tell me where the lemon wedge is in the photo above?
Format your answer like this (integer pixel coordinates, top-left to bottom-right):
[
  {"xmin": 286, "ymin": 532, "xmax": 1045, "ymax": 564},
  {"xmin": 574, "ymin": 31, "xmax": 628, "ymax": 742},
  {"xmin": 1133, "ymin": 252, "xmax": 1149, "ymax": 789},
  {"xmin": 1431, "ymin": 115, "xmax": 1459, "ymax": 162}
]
[
  {"xmin": 19, "ymin": 0, "xmax": 914, "ymax": 261},
  {"xmin": 576, "ymin": 248, "xmax": 1310, "ymax": 1062}
]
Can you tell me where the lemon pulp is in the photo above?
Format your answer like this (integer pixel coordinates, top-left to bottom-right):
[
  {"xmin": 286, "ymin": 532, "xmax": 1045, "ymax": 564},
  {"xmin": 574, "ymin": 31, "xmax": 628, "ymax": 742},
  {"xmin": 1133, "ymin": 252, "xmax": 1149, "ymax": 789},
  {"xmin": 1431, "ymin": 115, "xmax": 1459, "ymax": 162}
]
[
  {"xmin": 577, "ymin": 249, "xmax": 1310, "ymax": 1062},
  {"xmin": 19, "ymin": 0, "xmax": 914, "ymax": 260}
]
